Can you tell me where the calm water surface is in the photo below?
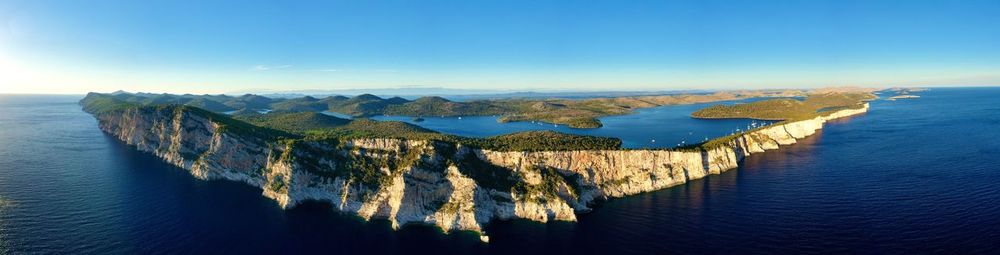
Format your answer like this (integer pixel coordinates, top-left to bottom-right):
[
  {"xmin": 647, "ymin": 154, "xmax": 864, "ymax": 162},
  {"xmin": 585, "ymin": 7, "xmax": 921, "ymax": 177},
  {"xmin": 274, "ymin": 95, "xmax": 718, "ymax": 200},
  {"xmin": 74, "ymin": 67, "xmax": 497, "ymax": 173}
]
[
  {"xmin": 369, "ymin": 99, "xmax": 773, "ymax": 148},
  {"xmin": 1, "ymin": 88, "xmax": 998, "ymax": 254}
]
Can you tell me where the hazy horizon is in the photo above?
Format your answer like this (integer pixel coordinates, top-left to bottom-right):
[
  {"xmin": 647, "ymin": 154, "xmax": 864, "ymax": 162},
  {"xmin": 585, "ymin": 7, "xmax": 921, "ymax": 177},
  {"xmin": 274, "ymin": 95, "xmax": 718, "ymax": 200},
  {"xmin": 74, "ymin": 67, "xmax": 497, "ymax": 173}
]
[
  {"xmin": 3, "ymin": 85, "xmax": 996, "ymax": 97},
  {"xmin": 2, "ymin": 0, "xmax": 999, "ymax": 94}
]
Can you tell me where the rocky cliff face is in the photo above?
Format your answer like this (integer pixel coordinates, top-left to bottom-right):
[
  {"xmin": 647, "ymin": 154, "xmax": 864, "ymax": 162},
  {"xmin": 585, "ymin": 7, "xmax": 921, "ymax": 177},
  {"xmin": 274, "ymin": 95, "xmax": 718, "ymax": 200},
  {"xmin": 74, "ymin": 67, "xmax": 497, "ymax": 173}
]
[{"xmin": 90, "ymin": 103, "xmax": 868, "ymax": 233}]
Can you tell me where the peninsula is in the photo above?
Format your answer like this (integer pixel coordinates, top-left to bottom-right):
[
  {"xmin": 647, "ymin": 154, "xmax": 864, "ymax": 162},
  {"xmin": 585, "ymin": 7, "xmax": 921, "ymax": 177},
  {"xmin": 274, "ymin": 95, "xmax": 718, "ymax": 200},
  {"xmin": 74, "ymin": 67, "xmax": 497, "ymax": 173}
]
[{"xmin": 81, "ymin": 90, "xmax": 873, "ymax": 234}]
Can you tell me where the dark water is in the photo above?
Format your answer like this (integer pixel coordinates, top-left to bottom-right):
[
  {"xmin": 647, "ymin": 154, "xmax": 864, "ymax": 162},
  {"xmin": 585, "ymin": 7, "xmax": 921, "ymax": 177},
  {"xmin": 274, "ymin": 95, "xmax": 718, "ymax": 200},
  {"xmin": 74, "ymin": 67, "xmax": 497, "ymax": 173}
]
[
  {"xmin": 369, "ymin": 100, "xmax": 774, "ymax": 149},
  {"xmin": 1, "ymin": 88, "xmax": 998, "ymax": 254}
]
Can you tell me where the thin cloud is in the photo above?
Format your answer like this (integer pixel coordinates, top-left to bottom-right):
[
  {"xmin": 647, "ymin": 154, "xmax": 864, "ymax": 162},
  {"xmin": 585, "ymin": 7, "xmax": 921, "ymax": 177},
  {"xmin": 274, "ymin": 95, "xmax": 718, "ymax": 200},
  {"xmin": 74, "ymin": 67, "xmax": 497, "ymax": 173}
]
[
  {"xmin": 307, "ymin": 68, "xmax": 397, "ymax": 73},
  {"xmin": 252, "ymin": 65, "xmax": 292, "ymax": 71}
]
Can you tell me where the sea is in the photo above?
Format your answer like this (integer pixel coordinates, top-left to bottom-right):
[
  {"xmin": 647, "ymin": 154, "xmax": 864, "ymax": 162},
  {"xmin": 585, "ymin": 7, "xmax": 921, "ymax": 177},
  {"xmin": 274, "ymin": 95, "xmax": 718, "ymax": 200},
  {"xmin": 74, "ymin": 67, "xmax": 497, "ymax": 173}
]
[
  {"xmin": 0, "ymin": 87, "xmax": 998, "ymax": 254},
  {"xmin": 369, "ymin": 98, "xmax": 776, "ymax": 149}
]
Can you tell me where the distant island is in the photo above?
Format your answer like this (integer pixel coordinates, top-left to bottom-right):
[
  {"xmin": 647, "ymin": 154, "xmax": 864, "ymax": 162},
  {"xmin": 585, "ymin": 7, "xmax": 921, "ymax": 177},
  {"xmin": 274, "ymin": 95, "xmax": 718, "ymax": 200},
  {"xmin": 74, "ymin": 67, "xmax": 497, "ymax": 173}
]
[
  {"xmin": 886, "ymin": 95, "xmax": 920, "ymax": 100},
  {"xmin": 95, "ymin": 89, "xmax": 830, "ymax": 128},
  {"xmin": 80, "ymin": 89, "xmax": 875, "ymax": 237},
  {"xmin": 691, "ymin": 92, "xmax": 876, "ymax": 120}
]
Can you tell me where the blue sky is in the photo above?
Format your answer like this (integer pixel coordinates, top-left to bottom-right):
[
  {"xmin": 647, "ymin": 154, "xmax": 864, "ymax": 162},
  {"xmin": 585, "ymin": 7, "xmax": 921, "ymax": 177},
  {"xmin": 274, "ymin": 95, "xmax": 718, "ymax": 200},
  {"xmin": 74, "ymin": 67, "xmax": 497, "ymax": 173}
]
[{"xmin": 1, "ymin": 0, "xmax": 998, "ymax": 94}]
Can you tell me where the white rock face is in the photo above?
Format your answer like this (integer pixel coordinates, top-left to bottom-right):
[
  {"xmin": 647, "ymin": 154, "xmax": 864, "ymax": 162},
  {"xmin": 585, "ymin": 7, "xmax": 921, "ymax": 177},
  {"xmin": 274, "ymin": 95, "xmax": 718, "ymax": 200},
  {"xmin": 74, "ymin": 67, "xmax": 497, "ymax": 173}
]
[{"xmin": 91, "ymin": 103, "xmax": 868, "ymax": 232}]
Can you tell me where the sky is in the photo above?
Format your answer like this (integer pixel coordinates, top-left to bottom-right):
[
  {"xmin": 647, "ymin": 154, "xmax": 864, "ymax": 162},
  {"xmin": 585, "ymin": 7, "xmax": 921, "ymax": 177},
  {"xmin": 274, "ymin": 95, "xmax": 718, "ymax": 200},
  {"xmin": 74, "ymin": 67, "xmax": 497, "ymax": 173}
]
[{"xmin": 0, "ymin": 0, "xmax": 998, "ymax": 94}]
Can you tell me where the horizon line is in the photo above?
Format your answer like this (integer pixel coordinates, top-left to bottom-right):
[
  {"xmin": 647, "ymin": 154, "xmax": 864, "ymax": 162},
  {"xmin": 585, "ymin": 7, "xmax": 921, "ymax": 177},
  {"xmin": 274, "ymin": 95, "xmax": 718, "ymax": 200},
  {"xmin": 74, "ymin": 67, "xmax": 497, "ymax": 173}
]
[{"xmin": 4, "ymin": 85, "xmax": 999, "ymax": 96}]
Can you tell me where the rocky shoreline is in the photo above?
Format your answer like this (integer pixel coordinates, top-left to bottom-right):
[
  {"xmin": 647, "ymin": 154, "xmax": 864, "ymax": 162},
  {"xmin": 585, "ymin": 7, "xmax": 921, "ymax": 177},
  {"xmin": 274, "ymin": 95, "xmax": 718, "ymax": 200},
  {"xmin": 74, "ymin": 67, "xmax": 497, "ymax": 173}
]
[{"xmin": 89, "ymin": 103, "xmax": 868, "ymax": 233}]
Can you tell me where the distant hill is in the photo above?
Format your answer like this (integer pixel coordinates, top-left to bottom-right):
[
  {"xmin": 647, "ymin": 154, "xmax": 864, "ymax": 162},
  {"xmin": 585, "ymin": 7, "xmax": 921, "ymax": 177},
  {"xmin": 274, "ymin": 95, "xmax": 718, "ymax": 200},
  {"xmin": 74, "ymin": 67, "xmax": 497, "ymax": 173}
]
[
  {"xmin": 269, "ymin": 96, "xmax": 326, "ymax": 112},
  {"xmin": 691, "ymin": 92, "xmax": 876, "ymax": 120},
  {"xmin": 79, "ymin": 92, "xmax": 625, "ymax": 151},
  {"xmin": 184, "ymin": 98, "xmax": 236, "ymax": 112},
  {"xmin": 384, "ymin": 97, "xmax": 509, "ymax": 117},
  {"xmin": 87, "ymin": 89, "xmax": 824, "ymax": 128},
  {"xmin": 233, "ymin": 87, "xmax": 503, "ymax": 98},
  {"xmin": 326, "ymin": 94, "xmax": 409, "ymax": 117},
  {"xmin": 226, "ymin": 94, "xmax": 273, "ymax": 110},
  {"xmin": 233, "ymin": 112, "xmax": 350, "ymax": 134}
]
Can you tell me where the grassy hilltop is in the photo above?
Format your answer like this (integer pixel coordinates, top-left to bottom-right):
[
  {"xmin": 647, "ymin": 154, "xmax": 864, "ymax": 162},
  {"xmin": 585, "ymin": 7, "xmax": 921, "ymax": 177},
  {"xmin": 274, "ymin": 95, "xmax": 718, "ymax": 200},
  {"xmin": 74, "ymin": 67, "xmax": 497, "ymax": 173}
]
[{"xmin": 691, "ymin": 92, "xmax": 876, "ymax": 121}]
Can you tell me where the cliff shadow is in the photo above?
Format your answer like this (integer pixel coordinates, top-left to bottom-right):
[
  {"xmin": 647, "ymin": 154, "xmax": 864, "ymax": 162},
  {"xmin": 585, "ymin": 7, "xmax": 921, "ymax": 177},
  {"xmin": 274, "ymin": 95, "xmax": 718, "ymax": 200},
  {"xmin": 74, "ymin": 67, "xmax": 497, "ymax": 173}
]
[{"xmin": 739, "ymin": 128, "xmax": 824, "ymax": 176}]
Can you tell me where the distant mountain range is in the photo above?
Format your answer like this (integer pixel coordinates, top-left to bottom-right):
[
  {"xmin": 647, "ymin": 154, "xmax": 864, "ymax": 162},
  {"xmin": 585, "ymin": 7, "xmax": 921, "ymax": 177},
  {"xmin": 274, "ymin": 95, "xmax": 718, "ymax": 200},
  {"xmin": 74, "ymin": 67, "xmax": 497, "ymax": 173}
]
[
  {"xmin": 224, "ymin": 87, "xmax": 719, "ymax": 100},
  {"xmin": 91, "ymin": 88, "xmax": 816, "ymax": 128}
]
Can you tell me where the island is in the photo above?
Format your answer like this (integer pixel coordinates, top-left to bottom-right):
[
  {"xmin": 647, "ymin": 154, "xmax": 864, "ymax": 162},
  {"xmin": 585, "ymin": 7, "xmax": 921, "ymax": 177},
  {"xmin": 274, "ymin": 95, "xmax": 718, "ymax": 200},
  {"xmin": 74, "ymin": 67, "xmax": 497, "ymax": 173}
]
[
  {"xmin": 95, "ymin": 89, "xmax": 821, "ymax": 128},
  {"xmin": 886, "ymin": 95, "xmax": 920, "ymax": 101},
  {"xmin": 691, "ymin": 92, "xmax": 875, "ymax": 120},
  {"xmin": 80, "ymin": 89, "xmax": 873, "ymax": 235},
  {"xmin": 881, "ymin": 87, "xmax": 925, "ymax": 101}
]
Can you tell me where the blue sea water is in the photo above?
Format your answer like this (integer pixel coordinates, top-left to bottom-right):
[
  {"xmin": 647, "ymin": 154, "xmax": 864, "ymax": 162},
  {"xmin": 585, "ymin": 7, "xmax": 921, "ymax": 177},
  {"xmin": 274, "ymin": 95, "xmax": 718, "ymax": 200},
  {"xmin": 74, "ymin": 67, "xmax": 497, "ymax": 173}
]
[
  {"xmin": 0, "ymin": 88, "xmax": 998, "ymax": 254},
  {"xmin": 369, "ymin": 99, "xmax": 775, "ymax": 149}
]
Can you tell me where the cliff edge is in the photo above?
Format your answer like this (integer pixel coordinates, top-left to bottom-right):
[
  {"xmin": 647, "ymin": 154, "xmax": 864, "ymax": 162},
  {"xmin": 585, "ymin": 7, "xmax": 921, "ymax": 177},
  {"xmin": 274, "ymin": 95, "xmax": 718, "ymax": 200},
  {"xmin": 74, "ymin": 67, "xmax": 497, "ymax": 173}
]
[{"xmin": 86, "ymin": 101, "xmax": 868, "ymax": 233}]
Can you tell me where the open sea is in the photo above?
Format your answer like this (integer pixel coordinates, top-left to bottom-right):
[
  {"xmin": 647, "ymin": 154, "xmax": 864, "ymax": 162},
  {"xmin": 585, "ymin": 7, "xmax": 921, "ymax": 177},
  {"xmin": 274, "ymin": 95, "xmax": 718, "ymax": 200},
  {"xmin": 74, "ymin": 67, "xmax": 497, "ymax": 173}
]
[{"xmin": 1, "ymin": 87, "xmax": 998, "ymax": 254}]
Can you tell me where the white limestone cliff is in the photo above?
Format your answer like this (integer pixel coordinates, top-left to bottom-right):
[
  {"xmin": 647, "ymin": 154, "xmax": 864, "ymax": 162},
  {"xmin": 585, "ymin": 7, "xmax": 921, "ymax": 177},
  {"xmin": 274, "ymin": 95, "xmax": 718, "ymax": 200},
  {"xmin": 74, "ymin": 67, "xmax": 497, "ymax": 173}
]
[{"xmin": 90, "ymin": 103, "xmax": 868, "ymax": 233}]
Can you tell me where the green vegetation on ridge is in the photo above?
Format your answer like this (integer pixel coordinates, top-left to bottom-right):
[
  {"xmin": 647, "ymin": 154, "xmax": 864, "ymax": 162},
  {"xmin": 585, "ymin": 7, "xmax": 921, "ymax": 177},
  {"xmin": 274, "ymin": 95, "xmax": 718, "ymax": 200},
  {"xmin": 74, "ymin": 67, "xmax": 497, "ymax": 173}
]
[
  {"xmin": 233, "ymin": 111, "xmax": 350, "ymax": 133},
  {"xmin": 304, "ymin": 119, "xmax": 621, "ymax": 152},
  {"xmin": 685, "ymin": 92, "xmax": 875, "ymax": 151},
  {"xmin": 79, "ymin": 90, "xmax": 873, "ymax": 202},
  {"xmin": 80, "ymin": 93, "xmax": 297, "ymax": 141},
  {"xmin": 80, "ymin": 93, "xmax": 622, "ymax": 152},
  {"xmin": 691, "ymin": 92, "xmax": 875, "ymax": 121},
  {"xmin": 92, "ymin": 89, "xmax": 808, "ymax": 128},
  {"xmin": 81, "ymin": 90, "xmax": 873, "ymax": 153}
]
